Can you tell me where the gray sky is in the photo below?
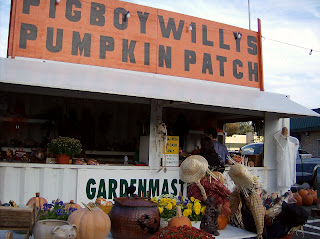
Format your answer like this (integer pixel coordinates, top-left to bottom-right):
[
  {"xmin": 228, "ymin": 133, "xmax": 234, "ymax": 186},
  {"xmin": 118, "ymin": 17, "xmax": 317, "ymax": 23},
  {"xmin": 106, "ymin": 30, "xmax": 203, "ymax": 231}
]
[{"xmin": 0, "ymin": 0, "xmax": 319, "ymax": 109}]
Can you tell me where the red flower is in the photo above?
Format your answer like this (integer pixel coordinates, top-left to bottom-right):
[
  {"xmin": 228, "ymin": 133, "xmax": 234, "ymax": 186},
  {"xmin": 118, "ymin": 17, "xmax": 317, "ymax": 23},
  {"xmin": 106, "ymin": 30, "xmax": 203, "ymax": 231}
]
[{"xmin": 148, "ymin": 226, "xmax": 215, "ymax": 239}]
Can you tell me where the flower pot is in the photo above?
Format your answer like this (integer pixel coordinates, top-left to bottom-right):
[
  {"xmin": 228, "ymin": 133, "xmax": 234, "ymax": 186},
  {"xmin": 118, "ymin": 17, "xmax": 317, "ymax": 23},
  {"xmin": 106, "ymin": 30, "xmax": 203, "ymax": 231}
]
[
  {"xmin": 56, "ymin": 154, "xmax": 71, "ymax": 164},
  {"xmin": 160, "ymin": 218, "xmax": 169, "ymax": 228},
  {"xmin": 191, "ymin": 221, "xmax": 201, "ymax": 229},
  {"xmin": 33, "ymin": 220, "xmax": 70, "ymax": 239}
]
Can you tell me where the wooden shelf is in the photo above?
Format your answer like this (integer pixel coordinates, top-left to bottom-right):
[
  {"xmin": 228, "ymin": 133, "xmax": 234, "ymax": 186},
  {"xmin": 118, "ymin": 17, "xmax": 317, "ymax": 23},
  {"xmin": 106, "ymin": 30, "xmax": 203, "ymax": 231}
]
[
  {"xmin": 0, "ymin": 117, "xmax": 48, "ymax": 124},
  {"xmin": 84, "ymin": 150, "xmax": 134, "ymax": 156}
]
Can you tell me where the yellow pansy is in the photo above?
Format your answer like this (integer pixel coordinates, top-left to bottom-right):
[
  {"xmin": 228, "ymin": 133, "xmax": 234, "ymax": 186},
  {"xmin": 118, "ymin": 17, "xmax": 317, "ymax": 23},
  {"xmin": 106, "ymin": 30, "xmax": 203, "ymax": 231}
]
[
  {"xmin": 187, "ymin": 203, "xmax": 193, "ymax": 209},
  {"xmin": 194, "ymin": 202, "xmax": 201, "ymax": 210},
  {"xmin": 166, "ymin": 203, "xmax": 173, "ymax": 210},
  {"xmin": 166, "ymin": 198, "xmax": 171, "ymax": 204},
  {"xmin": 190, "ymin": 197, "xmax": 195, "ymax": 202},
  {"xmin": 158, "ymin": 207, "xmax": 164, "ymax": 214},
  {"xmin": 160, "ymin": 198, "xmax": 165, "ymax": 203},
  {"xmin": 194, "ymin": 199, "xmax": 200, "ymax": 204},
  {"xmin": 201, "ymin": 206, "xmax": 206, "ymax": 215},
  {"xmin": 172, "ymin": 199, "xmax": 177, "ymax": 206},
  {"xmin": 151, "ymin": 197, "xmax": 157, "ymax": 202},
  {"xmin": 183, "ymin": 209, "xmax": 191, "ymax": 217},
  {"xmin": 194, "ymin": 208, "xmax": 201, "ymax": 215}
]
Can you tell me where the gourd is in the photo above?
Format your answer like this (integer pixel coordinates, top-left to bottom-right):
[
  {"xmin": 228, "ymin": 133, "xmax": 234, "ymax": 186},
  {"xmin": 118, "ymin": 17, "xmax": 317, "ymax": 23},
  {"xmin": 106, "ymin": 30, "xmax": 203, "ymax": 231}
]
[
  {"xmin": 302, "ymin": 194, "xmax": 313, "ymax": 206},
  {"xmin": 65, "ymin": 200, "xmax": 81, "ymax": 210},
  {"xmin": 68, "ymin": 203, "xmax": 111, "ymax": 239},
  {"xmin": 293, "ymin": 193, "xmax": 302, "ymax": 206},
  {"xmin": 217, "ymin": 214, "xmax": 228, "ymax": 230},
  {"xmin": 168, "ymin": 206, "xmax": 192, "ymax": 228},
  {"xmin": 26, "ymin": 192, "xmax": 48, "ymax": 210}
]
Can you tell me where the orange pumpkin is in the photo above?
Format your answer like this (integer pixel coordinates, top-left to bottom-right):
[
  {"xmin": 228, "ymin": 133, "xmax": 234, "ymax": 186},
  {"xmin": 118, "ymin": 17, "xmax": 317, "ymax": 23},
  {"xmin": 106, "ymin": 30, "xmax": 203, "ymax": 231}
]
[
  {"xmin": 302, "ymin": 194, "xmax": 313, "ymax": 206},
  {"xmin": 65, "ymin": 200, "xmax": 81, "ymax": 210},
  {"xmin": 26, "ymin": 193, "xmax": 48, "ymax": 210},
  {"xmin": 68, "ymin": 203, "xmax": 111, "ymax": 239},
  {"xmin": 168, "ymin": 206, "xmax": 192, "ymax": 228},
  {"xmin": 298, "ymin": 189, "xmax": 308, "ymax": 197},
  {"xmin": 313, "ymin": 194, "xmax": 317, "ymax": 205},
  {"xmin": 293, "ymin": 193, "xmax": 302, "ymax": 206},
  {"xmin": 217, "ymin": 214, "xmax": 228, "ymax": 230}
]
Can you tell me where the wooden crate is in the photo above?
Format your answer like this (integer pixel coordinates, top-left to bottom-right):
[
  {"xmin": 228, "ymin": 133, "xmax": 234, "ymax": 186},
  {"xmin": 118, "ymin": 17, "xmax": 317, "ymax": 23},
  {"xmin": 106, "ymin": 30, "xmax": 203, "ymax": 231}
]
[{"xmin": 0, "ymin": 203, "xmax": 36, "ymax": 239}]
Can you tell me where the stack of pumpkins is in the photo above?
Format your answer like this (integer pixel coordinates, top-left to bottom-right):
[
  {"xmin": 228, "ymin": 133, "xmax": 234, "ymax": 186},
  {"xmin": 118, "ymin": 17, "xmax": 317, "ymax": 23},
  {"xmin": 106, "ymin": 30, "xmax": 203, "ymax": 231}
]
[{"xmin": 293, "ymin": 189, "xmax": 317, "ymax": 206}]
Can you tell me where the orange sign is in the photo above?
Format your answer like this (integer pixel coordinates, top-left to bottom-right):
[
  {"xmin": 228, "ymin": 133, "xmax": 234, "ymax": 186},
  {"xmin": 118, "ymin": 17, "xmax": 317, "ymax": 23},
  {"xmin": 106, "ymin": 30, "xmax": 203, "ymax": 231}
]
[{"xmin": 8, "ymin": 0, "xmax": 263, "ymax": 89}]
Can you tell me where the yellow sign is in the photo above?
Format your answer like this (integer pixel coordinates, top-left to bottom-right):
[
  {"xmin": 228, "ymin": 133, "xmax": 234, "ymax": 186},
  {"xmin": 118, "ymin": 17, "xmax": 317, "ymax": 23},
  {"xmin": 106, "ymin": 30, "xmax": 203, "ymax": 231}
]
[{"xmin": 163, "ymin": 136, "xmax": 179, "ymax": 154}]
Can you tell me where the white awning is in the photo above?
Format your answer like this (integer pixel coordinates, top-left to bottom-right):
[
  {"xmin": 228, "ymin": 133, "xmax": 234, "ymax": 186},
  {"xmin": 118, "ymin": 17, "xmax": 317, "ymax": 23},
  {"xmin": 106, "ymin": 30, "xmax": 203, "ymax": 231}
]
[{"xmin": 0, "ymin": 57, "xmax": 318, "ymax": 118}]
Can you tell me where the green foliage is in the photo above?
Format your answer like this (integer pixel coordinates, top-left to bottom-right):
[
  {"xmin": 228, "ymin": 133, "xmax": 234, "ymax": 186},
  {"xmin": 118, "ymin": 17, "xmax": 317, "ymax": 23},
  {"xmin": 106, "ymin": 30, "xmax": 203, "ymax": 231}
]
[
  {"xmin": 239, "ymin": 122, "xmax": 254, "ymax": 135},
  {"xmin": 48, "ymin": 136, "xmax": 82, "ymax": 157}
]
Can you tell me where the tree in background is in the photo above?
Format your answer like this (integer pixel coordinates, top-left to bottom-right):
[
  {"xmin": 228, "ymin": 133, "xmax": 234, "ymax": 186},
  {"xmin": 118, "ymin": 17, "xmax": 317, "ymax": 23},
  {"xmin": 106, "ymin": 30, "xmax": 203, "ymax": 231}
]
[
  {"xmin": 225, "ymin": 122, "xmax": 254, "ymax": 136},
  {"xmin": 225, "ymin": 123, "xmax": 240, "ymax": 136},
  {"xmin": 239, "ymin": 122, "xmax": 254, "ymax": 135}
]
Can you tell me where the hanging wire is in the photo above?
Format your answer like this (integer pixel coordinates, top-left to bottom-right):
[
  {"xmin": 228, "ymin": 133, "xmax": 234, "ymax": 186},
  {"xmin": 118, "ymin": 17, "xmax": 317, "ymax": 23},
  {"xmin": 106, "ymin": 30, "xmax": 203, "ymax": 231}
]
[{"xmin": 261, "ymin": 36, "xmax": 319, "ymax": 53}]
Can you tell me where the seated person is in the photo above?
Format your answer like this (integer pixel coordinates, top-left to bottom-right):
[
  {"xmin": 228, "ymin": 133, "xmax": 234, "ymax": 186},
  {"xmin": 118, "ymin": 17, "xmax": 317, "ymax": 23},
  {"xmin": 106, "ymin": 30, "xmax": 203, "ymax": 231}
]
[{"xmin": 200, "ymin": 136, "xmax": 225, "ymax": 173}]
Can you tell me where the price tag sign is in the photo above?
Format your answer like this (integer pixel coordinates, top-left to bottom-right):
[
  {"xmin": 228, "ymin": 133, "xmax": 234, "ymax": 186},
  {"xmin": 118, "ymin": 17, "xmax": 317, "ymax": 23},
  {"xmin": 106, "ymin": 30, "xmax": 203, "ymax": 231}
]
[{"xmin": 163, "ymin": 136, "xmax": 179, "ymax": 166}]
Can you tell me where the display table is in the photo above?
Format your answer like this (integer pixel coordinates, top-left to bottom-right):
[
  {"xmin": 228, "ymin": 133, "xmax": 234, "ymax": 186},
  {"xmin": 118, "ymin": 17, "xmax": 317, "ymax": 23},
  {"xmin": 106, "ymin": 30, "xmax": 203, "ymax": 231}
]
[{"xmin": 1, "ymin": 225, "xmax": 257, "ymax": 239}]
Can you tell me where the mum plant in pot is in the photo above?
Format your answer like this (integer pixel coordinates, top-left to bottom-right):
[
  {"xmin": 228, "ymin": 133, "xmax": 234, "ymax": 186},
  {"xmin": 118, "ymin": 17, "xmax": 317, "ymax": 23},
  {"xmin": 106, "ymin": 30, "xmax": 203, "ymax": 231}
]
[{"xmin": 48, "ymin": 136, "xmax": 82, "ymax": 164}]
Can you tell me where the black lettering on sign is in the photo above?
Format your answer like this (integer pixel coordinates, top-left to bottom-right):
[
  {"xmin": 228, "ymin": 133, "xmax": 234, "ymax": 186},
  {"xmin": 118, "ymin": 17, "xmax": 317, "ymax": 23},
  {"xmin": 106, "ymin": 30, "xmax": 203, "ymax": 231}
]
[
  {"xmin": 184, "ymin": 50, "xmax": 196, "ymax": 71},
  {"xmin": 22, "ymin": 0, "xmax": 40, "ymax": 14},
  {"xmin": 219, "ymin": 29, "xmax": 230, "ymax": 50},
  {"xmin": 233, "ymin": 32, "xmax": 241, "ymax": 52},
  {"xmin": 202, "ymin": 53, "xmax": 213, "ymax": 75},
  {"xmin": 71, "ymin": 32, "xmax": 91, "ymax": 57},
  {"xmin": 49, "ymin": 0, "xmax": 56, "ymax": 18},
  {"xmin": 158, "ymin": 15, "xmax": 184, "ymax": 40},
  {"xmin": 190, "ymin": 22, "xmax": 196, "ymax": 43},
  {"xmin": 248, "ymin": 62, "xmax": 258, "ymax": 82},
  {"xmin": 90, "ymin": 2, "xmax": 105, "ymax": 26},
  {"xmin": 65, "ymin": 0, "xmax": 81, "ymax": 22},
  {"xmin": 122, "ymin": 39, "xmax": 136, "ymax": 63},
  {"xmin": 100, "ymin": 35, "xmax": 114, "ymax": 59},
  {"xmin": 144, "ymin": 42, "xmax": 150, "ymax": 66},
  {"xmin": 46, "ymin": 27, "xmax": 63, "ymax": 53},
  {"xmin": 114, "ymin": 8, "xmax": 128, "ymax": 30},
  {"xmin": 216, "ymin": 55, "xmax": 227, "ymax": 77},
  {"xmin": 158, "ymin": 45, "xmax": 171, "ymax": 68},
  {"xmin": 233, "ymin": 59, "xmax": 243, "ymax": 79},
  {"xmin": 19, "ymin": 23, "xmax": 37, "ymax": 49},
  {"xmin": 202, "ymin": 25, "xmax": 213, "ymax": 47},
  {"xmin": 137, "ymin": 11, "xmax": 149, "ymax": 34},
  {"xmin": 247, "ymin": 36, "xmax": 257, "ymax": 55}
]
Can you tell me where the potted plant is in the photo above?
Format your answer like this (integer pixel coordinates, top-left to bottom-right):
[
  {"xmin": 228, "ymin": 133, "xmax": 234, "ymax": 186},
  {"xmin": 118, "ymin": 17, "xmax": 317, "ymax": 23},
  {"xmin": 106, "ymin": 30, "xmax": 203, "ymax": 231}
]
[
  {"xmin": 33, "ymin": 199, "xmax": 78, "ymax": 239},
  {"xmin": 151, "ymin": 194, "xmax": 205, "ymax": 228},
  {"xmin": 48, "ymin": 136, "xmax": 82, "ymax": 164}
]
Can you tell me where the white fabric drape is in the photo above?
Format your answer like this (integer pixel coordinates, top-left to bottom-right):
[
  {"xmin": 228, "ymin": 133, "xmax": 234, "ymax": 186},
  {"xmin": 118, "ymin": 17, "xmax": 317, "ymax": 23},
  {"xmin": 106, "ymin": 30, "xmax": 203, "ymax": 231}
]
[{"xmin": 274, "ymin": 130, "xmax": 299, "ymax": 192}]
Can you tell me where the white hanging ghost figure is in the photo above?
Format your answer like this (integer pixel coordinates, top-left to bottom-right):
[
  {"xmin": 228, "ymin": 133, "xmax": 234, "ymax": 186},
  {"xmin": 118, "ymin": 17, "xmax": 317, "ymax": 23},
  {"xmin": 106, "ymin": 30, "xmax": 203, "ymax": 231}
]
[{"xmin": 274, "ymin": 127, "xmax": 299, "ymax": 193}]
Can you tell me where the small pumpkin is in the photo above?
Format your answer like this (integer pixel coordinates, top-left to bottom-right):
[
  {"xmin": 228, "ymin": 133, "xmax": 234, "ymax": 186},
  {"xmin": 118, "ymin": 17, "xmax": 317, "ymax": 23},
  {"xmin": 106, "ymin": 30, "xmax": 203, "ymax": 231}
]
[
  {"xmin": 302, "ymin": 194, "xmax": 313, "ymax": 206},
  {"xmin": 168, "ymin": 206, "xmax": 192, "ymax": 228},
  {"xmin": 217, "ymin": 214, "xmax": 228, "ymax": 230},
  {"xmin": 65, "ymin": 200, "xmax": 81, "ymax": 210},
  {"xmin": 293, "ymin": 193, "xmax": 302, "ymax": 206},
  {"xmin": 26, "ymin": 192, "xmax": 48, "ymax": 210},
  {"xmin": 298, "ymin": 189, "xmax": 308, "ymax": 197},
  {"xmin": 313, "ymin": 194, "xmax": 317, "ymax": 205},
  {"xmin": 68, "ymin": 203, "xmax": 111, "ymax": 239}
]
